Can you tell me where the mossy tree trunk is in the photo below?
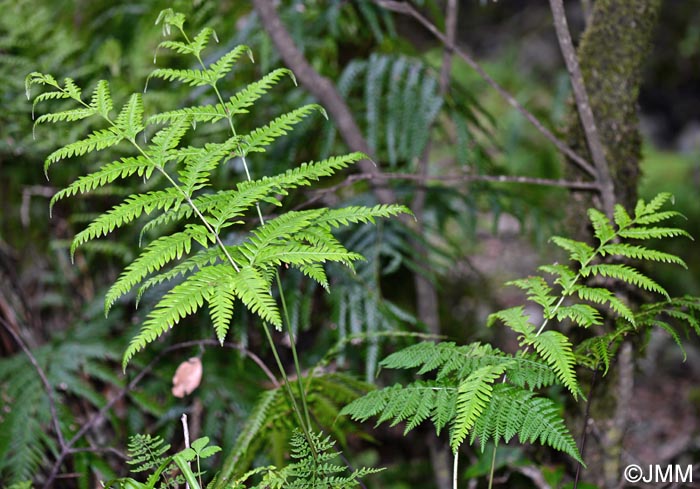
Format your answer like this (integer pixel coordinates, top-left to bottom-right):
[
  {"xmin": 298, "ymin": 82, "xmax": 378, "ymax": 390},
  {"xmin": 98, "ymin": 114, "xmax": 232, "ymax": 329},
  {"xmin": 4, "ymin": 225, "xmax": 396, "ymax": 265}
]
[
  {"xmin": 564, "ymin": 1, "xmax": 661, "ymax": 487},
  {"xmin": 567, "ymin": 0, "xmax": 661, "ymax": 210}
]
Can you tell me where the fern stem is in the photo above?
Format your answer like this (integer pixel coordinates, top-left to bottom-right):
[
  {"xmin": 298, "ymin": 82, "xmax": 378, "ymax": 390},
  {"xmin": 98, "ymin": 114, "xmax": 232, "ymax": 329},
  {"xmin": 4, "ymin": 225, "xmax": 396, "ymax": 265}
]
[
  {"xmin": 56, "ymin": 85, "xmax": 243, "ymax": 275},
  {"xmin": 453, "ymin": 450, "xmax": 458, "ymax": 489},
  {"xmin": 261, "ymin": 321, "xmax": 316, "ymax": 456},
  {"xmin": 276, "ymin": 270, "xmax": 314, "ymax": 433},
  {"xmin": 191, "ymin": 43, "xmax": 318, "ymax": 454},
  {"xmin": 487, "ymin": 444, "xmax": 497, "ymax": 489}
]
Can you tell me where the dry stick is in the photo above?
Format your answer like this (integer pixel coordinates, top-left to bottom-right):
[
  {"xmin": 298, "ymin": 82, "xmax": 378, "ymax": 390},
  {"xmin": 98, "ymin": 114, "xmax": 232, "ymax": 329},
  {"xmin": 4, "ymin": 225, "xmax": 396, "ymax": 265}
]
[
  {"xmin": 41, "ymin": 339, "xmax": 278, "ymax": 489},
  {"xmin": 548, "ymin": 0, "xmax": 615, "ymax": 218},
  {"xmin": 0, "ymin": 318, "xmax": 66, "ymax": 454},
  {"xmin": 375, "ymin": 0, "xmax": 598, "ymax": 180},
  {"xmin": 252, "ymin": 0, "xmax": 398, "ymax": 209},
  {"xmin": 181, "ymin": 414, "xmax": 191, "ymax": 489}
]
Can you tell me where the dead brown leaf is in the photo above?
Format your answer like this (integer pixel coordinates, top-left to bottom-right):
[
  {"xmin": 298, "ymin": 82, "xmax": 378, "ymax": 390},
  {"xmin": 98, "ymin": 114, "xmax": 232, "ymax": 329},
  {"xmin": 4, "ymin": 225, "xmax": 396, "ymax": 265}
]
[{"xmin": 172, "ymin": 357, "xmax": 203, "ymax": 398}]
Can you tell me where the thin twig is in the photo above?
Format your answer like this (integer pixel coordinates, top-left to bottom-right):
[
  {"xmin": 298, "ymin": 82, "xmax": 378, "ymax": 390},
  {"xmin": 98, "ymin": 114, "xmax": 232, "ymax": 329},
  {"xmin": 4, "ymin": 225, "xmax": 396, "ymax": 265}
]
[
  {"xmin": 574, "ymin": 367, "xmax": 599, "ymax": 488},
  {"xmin": 328, "ymin": 171, "xmax": 598, "ymax": 191},
  {"xmin": 181, "ymin": 414, "xmax": 191, "ymax": 489},
  {"xmin": 548, "ymin": 0, "xmax": 615, "ymax": 217},
  {"xmin": 375, "ymin": 0, "xmax": 598, "ymax": 180},
  {"xmin": 0, "ymin": 317, "xmax": 66, "ymax": 451},
  {"xmin": 298, "ymin": 171, "xmax": 599, "ymax": 211}
]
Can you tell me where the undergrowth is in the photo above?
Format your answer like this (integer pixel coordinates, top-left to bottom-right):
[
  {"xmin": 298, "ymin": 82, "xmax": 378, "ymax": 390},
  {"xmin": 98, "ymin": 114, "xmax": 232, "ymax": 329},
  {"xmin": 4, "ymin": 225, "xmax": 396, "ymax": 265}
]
[{"xmin": 22, "ymin": 7, "xmax": 700, "ymax": 489}]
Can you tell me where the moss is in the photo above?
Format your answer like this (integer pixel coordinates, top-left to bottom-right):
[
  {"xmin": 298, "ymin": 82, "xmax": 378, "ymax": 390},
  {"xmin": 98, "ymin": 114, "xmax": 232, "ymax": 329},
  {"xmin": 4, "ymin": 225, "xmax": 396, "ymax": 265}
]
[{"xmin": 566, "ymin": 0, "xmax": 661, "ymax": 210}]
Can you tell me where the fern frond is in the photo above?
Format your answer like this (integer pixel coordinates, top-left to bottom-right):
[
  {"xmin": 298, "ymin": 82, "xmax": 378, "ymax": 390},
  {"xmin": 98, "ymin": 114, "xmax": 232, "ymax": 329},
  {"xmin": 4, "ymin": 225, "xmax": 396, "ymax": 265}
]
[
  {"xmin": 600, "ymin": 243, "xmax": 686, "ymax": 268},
  {"xmin": 575, "ymin": 335, "xmax": 615, "ymax": 373},
  {"xmin": 633, "ymin": 211, "xmax": 684, "ymax": 225},
  {"xmin": 147, "ymin": 118, "xmax": 192, "ymax": 164},
  {"xmin": 588, "ymin": 208, "xmax": 616, "ymax": 244},
  {"xmin": 256, "ymin": 243, "xmax": 363, "ymax": 270},
  {"xmin": 158, "ymin": 26, "xmax": 216, "ymax": 56},
  {"xmin": 549, "ymin": 236, "xmax": 594, "ymax": 266},
  {"xmin": 433, "ymin": 387, "xmax": 457, "ymax": 435},
  {"xmin": 136, "ymin": 247, "xmax": 223, "ymax": 302},
  {"xmin": 126, "ymin": 434, "xmax": 170, "ymax": 473},
  {"xmin": 71, "ymin": 188, "xmax": 182, "ymax": 256},
  {"xmin": 555, "ymin": 304, "xmax": 602, "ymax": 327},
  {"xmin": 539, "ymin": 263, "xmax": 577, "ymax": 289},
  {"xmin": 316, "ymin": 204, "xmax": 412, "ymax": 229},
  {"xmin": 237, "ymin": 210, "xmax": 324, "ymax": 264},
  {"xmin": 487, "ymin": 306, "xmax": 535, "ymax": 338},
  {"xmin": 114, "ymin": 93, "xmax": 145, "ymax": 140},
  {"xmin": 209, "ymin": 283, "xmax": 236, "ymax": 344},
  {"xmin": 341, "ymin": 382, "xmax": 445, "ymax": 433},
  {"xmin": 34, "ymin": 107, "xmax": 96, "ymax": 126},
  {"xmin": 50, "ymin": 156, "xmax": 153, "ymax": 207},
  {"xmin": 230, "ymin": 266, "xmax": 281, "ymax": 329},
  {"xmin": 618, "ymin": 226, "xmax": 692, "ymax": 240},
  {"xmin": 122, "ymin": 265, "xmax": 224, "ymax": 368},
  {"xmin": 471, "ymin": 384, "xmax": 582, "ymax": 462},
  {"xmin": 207, "ymin": 44, "xmax": 253, "ymax": 82},
  {"xmin": 89, "ymin": 80, "xmax": 113, "ymax": 117},
  {"xmin": 507, "ymin": 276, "xmax": 556, "ymax": 317},
  {"xmin": 573, "ymin": 285, "xmax": 635, "ymax": 324},
  {"xmin": 584, "ymin": 263, "xmax": 668, "ymax": 298},
  {"xmin": 526, "ymin": 331, "xmax": 578, "ymax": 398},
  {"xmin": 635, "ymin": 192, "xmax": 673, "ymax": 217},
  {"xmin": 228, "ymin": 68, "xmax": 296, "ymax": 116},
  {"xmin": 297, "ymin": 262, "xmax": 329, "ymax": 291},
  {"xmin": 147, "ymin": 103, "xmax": 229, "ymax": 125},
  {"xmin": 239, "ymin": 104, "xmax": 327, "ymax": 155},
  {"xmin": 177, "ymin": 142, "xmax": 232, "ymax": 196},
  {"xmin": 451, "ymin": 363, "xmax": 509, "ymax": 452},
  {"xmin": 613, "ymin": 204, "xmax": 632, "ymax": 228},
  {"xmin": 105, "ymin": 224, "xmax": 211, "ymax": 313},
  {"xmin": 148, "ymin": 67, "xmax": 213, "ymax": 87},
  {"xmin": 45, "ymin": 128, "xmax": 123, "ymax": 173}
]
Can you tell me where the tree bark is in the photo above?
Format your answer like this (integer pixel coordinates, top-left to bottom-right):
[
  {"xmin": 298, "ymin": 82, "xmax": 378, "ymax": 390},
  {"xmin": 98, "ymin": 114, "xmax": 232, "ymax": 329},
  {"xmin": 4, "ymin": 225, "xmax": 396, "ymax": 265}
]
[
  {"xmin": 562, "ymin": 1, "xmax": 661, "ymax": 487},
  {"xmin": 566, "ymin": 0, "xmax": 661, "ymax": 211}
]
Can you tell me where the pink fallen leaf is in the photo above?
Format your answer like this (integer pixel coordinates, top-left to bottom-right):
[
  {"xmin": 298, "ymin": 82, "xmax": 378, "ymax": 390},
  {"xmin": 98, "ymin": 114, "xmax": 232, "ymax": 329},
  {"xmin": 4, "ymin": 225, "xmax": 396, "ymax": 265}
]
[{"xmin": 172, "ymin": 357, "xmax": 203, "ymax": 398}]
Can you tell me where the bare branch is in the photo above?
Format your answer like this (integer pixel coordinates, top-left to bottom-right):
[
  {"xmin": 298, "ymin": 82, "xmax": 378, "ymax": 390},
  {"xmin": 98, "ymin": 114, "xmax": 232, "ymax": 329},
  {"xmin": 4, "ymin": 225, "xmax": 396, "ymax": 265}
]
[
  {"xmin": 252, "ymin": 0, "xmax": 398, "ymax": 207},
  {"xmin": 375, "ymin": 0, "xmax": 598, "ymax": 180},
  {"xmin": 314, "ymin": 171, "xmax": 599, "ymax": 196},
  {"xmin": 548, "ymin": 0, "xmax": 615, "ymax": 217}
]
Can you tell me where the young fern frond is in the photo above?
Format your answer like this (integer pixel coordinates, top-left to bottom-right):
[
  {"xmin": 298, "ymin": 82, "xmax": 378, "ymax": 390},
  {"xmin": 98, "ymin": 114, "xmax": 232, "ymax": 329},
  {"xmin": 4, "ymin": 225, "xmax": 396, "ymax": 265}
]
[
  {"xmin": 126, "ymin": 434, "xmax": 170, "ymax": 474},
  {"xmin": 346, "ymin": 194, "xmax": 693, "ymax": 465}
]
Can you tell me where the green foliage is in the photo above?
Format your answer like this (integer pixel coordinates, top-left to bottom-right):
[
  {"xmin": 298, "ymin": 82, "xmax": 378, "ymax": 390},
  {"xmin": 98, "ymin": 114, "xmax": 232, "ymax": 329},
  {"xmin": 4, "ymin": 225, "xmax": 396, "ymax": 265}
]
[
  {"xmin": 105, "ymin": 433, "xmax": 220, "ymax": 489},
  {"xmin": 0, "ymin": 334, "xmax": 120, "ymax": 483},
  {"xmin": 343, "ymin": 193, "xmax": 694, "ymax": 464},
  {"xmin": 28, "ymin": 12, "xmax": 408, "ymax": 371},
  {"xmin": 215, "ymin": 372, "xmax": 373, "ymax": 486},
  {"xmin": 229, "ymin": 430, "xmax": 382, "ymax": 489}
]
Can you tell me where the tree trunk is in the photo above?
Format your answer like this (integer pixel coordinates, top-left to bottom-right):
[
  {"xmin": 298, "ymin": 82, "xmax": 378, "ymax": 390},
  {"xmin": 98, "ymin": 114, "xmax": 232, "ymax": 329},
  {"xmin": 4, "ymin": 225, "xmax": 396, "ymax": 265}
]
[{"xmin": 564, "ymin": 1, "xmax": 661, "ymax": 487}]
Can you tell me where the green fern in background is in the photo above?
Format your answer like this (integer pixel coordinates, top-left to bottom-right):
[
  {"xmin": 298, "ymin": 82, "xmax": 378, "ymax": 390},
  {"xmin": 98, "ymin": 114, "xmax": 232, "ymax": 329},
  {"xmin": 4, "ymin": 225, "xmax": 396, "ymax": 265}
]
[{"xmin": 343, "ymin": 193, "xmax": 698, "ymax": 468}]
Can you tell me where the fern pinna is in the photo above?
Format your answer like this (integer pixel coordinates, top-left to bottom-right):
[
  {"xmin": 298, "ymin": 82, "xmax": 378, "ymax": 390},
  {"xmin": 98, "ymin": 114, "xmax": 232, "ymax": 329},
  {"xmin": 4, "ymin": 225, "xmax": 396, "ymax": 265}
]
[
  {"xmin": 342, "ymin": 193, "xmax": 697, "ymax": 470},
  {"xmin": 26, "ymin": 10, "xmax": 407, "ymax": 371}
]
